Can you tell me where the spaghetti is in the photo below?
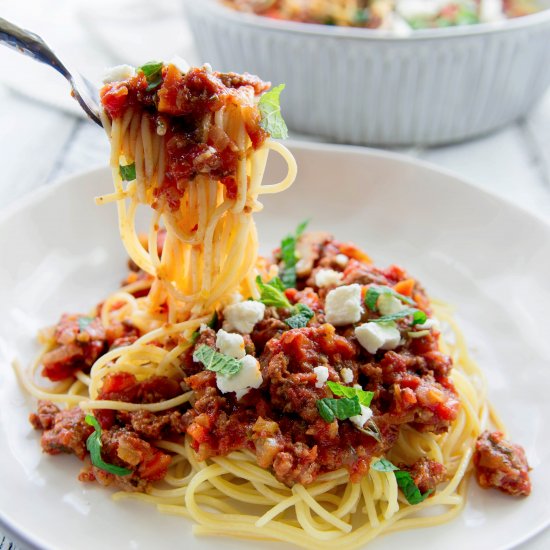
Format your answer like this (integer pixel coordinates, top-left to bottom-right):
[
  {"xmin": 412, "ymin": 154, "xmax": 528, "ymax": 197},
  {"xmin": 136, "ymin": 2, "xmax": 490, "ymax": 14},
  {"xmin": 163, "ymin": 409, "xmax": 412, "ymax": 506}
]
[{"xmin": 17, "ymin": 61, "xmax": 530, "ymax": 549}]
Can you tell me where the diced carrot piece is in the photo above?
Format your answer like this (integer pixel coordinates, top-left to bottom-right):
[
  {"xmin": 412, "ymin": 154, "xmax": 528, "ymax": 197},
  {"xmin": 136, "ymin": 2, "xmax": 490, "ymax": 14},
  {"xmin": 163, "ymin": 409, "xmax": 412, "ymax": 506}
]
[
  {"xmin": 394, "ymin": 278, "xmax": 415, "ymax": 296},
  {"xmin": 339, "ymin": 243, "xmax": 372, "ymax": 264}
]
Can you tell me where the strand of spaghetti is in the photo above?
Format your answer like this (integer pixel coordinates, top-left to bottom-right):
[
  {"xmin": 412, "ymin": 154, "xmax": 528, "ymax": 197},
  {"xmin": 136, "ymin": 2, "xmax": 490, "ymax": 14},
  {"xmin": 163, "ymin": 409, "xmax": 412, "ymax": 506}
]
[
  {"xmin": 12, "ymin": 360, "xmax": 86, "ymax": 405},
  {"xmin": 79, "ymin": 391, "xmax": 192, "ymax": 412},
  {"xmin": 257, "ymin": 141, "xmax": 298, "ymax": 194},
  {"xmin": 95, "ymin": 190, "xmax": 131, "ymax": 205},
  {"xmin": 292, "ymin": 485, "xmax": 352, "ymax": 533}
]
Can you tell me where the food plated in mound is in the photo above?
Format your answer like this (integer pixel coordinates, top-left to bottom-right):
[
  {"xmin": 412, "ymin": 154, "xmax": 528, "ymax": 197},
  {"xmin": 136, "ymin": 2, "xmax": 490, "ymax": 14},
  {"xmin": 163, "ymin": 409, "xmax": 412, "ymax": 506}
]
[{"xmin": 224, "ymin": 0, "xmax": 541, "ymax": 32}]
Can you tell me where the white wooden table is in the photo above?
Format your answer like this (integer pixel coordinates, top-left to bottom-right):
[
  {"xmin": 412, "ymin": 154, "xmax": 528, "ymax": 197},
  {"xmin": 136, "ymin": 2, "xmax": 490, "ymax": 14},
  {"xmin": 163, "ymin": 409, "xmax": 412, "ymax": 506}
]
[{"xmin": 1, "ymin": 49, "xmax": 550, "ymax": 550}]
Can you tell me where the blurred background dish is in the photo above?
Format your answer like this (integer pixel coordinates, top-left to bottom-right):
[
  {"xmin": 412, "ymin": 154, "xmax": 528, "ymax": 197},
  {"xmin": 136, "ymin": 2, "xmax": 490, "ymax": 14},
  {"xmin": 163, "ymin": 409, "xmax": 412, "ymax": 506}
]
[
  {"xmin": 222, "ymin": 0, "xmax": 541, "ymax": 31},
  {"xmin": 186, "ymin": 0, "xmax": 550, "ymax": 145}
]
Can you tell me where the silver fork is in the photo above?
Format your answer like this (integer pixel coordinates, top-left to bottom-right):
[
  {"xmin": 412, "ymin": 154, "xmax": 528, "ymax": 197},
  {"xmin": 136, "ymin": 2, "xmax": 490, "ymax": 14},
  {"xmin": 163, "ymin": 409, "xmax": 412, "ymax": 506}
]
[{"xmin": 0, "ymin": 17, "xmax": 102, "ymax": 126}]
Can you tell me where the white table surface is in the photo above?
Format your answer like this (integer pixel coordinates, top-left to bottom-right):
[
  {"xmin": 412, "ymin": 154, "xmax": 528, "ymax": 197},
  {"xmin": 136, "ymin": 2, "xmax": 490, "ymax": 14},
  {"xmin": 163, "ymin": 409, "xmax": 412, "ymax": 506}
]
[{"xmin": 0, "ymin": 2, "xmax": 549, "ymax": 547}]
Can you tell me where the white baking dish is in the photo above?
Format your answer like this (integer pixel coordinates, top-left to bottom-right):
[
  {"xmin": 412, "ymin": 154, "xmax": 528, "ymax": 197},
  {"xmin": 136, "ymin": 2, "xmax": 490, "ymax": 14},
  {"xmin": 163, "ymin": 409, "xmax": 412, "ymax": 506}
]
[{"xmin": 185, "ymin": 0, "xmax": 550, "ymax": 145}]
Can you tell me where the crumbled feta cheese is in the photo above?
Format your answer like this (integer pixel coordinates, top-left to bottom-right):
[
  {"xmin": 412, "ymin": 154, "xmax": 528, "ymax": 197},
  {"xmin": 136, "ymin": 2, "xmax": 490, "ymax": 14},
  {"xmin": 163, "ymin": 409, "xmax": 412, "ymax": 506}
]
[
  {"xmin": 377, "ymin": 293, "xmax": 406, "ymax": 316},
  {"xmin": 315, "ymin": 269, "xmax": 343, "ymax": 288},
  {"xmin": 199, "ymin": 323, "xmax": 209, "ymax": 333},
  {"xmin": 102, "ymin": 65, "xmax": 135, "ymax": 84},
  {"xmin": 223, "ymin": 301, "xmax": 265, "ymax": 334},
  {"xmin": 340, "ymin": 367, "xmax": 353, "ymax": 384},
  {"xmin": 349, "ymin": 405, "xmax": 373, "ymax": 428},
  {"xmin": 169, "ymin": 55, "xmax": 190, "ymax": 73},
  {"xmin": 313, "ymin": 366, "xmax": 329, "ymax": 388},
  {"xmin": 353, "ymin": 384, "xmax": 363, "ymax": 390},
  {"xmin": 334, "ymin": 254, "xmax": 349, "ymax": 268},
  {"xmin": 355, "ymin": 322, "xmax": 400, "ymax": 354},
  {"xmin": 216, "ymin": 354, "xmax": 262, "ymax": 399},
  {"xmin": 416, "ymin": 318, "xmax": 439, "ymax": 331},
  {"xmin": 216, "ymin": 329, "xmax": 246, "ymax": 359},
  {"xmin": 325, "ymin": 284, "xmax": 362, "ymax": 326}
]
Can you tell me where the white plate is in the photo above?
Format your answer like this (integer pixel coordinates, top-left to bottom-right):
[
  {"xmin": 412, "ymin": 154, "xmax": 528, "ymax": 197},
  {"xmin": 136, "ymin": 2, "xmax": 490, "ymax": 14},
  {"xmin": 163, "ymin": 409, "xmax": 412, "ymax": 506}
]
[{"xmin": 1, "ymin": 142, "xmax": 549, "ymax": 550}]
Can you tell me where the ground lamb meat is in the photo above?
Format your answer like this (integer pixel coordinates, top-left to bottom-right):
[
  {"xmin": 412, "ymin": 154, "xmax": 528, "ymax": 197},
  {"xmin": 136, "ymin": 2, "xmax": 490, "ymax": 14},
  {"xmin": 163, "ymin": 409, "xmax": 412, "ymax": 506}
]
[
  {"xmin": 400, "ymin": 457, "xmax": 446, "ymax": 494},
  {"xmin": 36, "ymin": 405, "xmax": 94, "ymax": 459},
  {"xmin": 473, "ymin": 430, "xmax": 531, "ymax": 497},
  {"xmin": 41, "ymin": 314, "xmax": 107, "ymax": 381},
  {"xmin": 29, "ymin": 400, "xmax": 61, "ymax": 430}
]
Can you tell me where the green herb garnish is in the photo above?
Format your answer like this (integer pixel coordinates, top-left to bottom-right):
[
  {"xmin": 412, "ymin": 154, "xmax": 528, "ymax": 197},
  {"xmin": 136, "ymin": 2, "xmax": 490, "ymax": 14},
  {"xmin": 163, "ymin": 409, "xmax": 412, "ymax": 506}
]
[
  {"xmin": 256, "ymin": 276, "xmax": 292, "ymax": 309},
  {"xmin": 138, "ymin": 60, "xmax": 164, "ymax": 91},
  {"xmin": 371, "ymin": 458, "xmax": 399, "ymax": 472},
  {"xmin": 326, "ymin": 381, "xmax": 374, "ymax": 407},
  {"xmin": 193, "ymin": 344, "xmax": 242, "ymax": 376},
  {"xmin": 78, "ymin": 316, "xmax": 94, "ymax": 332},
  {"xmin": 258, "ymin": 84, "xmax": 288, "ymax": 140},
  {"xmin": 371, "ymin": 308, "xmax": 427, "ymax": 326},
  {"xmin": 280, "ymin": 219, "xmax": 309, "ymax": 289},
  {"xmin": 85, "ymin": 415, "xmax": 132, "ymax": 476},
  {"xmin": 372, "ymin": 458, "xmax": 433, "ymax": 505},
  {"xmin": 365, "ymin": 285, "xmax": 415, "ymax": 312},
  {"xmin": 119, "ymin": 163, "xmax": 136, "ymax": 181},
  {"xmin": 256, "ymin": 276, "xmax": 314, "ymax": 329},
  {"xmin": 285, "ymin": 303, "xmax": 314, "ymax": 329},
  {"xmin": 316, "ymin": 396, "xmax": 361, "ymax": 423}
]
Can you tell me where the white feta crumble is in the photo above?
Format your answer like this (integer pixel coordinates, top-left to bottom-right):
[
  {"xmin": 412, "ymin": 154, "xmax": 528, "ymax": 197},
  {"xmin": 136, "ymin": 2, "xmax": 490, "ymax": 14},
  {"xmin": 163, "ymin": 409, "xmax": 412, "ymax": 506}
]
[
  {"xmin": 349, "ymin": 404, "xmax": 373, "ymax": 428},
  {"xmin": 355, "ymin": 322, "xmax": 400, "ymax": 354},
  {"xmin": 353, "ymin": 384, "xmax": 363, "ymax": 390},
  {"xmin": 216, "ymin": 355, "xmax": 263, "ymax": 400},
  {"xmin": 313, "ymin": 366, "xmax": 329, "ymax": 388},
  {"xmin": 377, "ymin": 293, "xmax": 406, "ymax": 316},
  {"xmin": 334, "ymin": 254, "xmax": 349, "ymax": 268},
  {"xmin": 325, "ymin": 284, "xmax": 362, "ymax": 326},
  {"xmin": 416, "ymin": 318, "xmax": 439, "ymax": 331},
  {"xmin": 216, "ymin": 329, "xmax": 246, "ymax": 359},
  {"xmin": 315, "ymin": 269, "xmax": 343, "ymax": 288},
  {"xmin": 102, "ymin": 65, "xmax": 136, "ymax": 84},
  {"xmin": 169, "ymin": 55, "xmax": 190, "ymax": 73},
  {"xmin": 223, "ymin": 301, "xmax": 265, "ymax": 334},
  {"xmin": 340, "ymin": 367, "xmax": 353, "ymax": 384},
  {"xmin": 199, "ymin": 323, "xmax": 209, "ymax": 333}
]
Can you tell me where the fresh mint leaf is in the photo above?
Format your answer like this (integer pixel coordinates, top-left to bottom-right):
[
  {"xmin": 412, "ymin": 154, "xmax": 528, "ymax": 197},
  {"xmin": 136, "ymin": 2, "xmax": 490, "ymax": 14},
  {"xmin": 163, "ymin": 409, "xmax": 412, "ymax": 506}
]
[
  {"xmin": 371, "ymin": 458, "xmax": 433, "ymax": 504},
  {"xmin": 372, "ymin": 307, "xmax": 426, "ymax": 325},
  {"xmin": 280, "ymin": 220, "xmax": 309, "ymax": 289},
  {"xmin": 256, "ymin": 276, "xmax": 292, "ymax": 309},
  {"xmin": 193, "ymin": 344, "xmax": 242, "ymax": 376},
  {"xmin": 395, "ymin": 471, "xmax": 433, "ymax": 505},
  {"xmin": 371, "ymin": 458, "xmax": 399, "ymax": 472},
  {"xmin": 78, "ymin": 316, "xmax": 94, "ymax": 332},
  {"xmin": 412, "ymin": 310, "xmax": 428, "ymax": 325},
  {"xmin": 316, "ymin": 396, "xmax": 361, "ymax": 422},
  {"xmin": 258, "ymin": 84, "xmax": 288, "ymax": 139},
  {"xmin": 285, "ymin": 303, "xmax": 314, "ymax": 329},
  {"xmin": 85, "ymin": 415, "xmax": 132, "ymax": 476},
  {"xmin": 119, "ymin": 163, "xmax": 136, "ymax": 181},
  {"xmin": 365, "ymin": 285, "xmax": 415, "ymax": 312},
  {"xmin": 138, "ymin": 61, "xmax": 164, "ymax": 92},
  {"xmin": 295, "ymin": 219, "xmax": 309, "ymax": 238},
  {"xmin": 326, "ymin": 381, "xmax": 374, "ymax": 407},
  {"xmin": 139, "ymin": 61, "xmax": 163, "ymax": 79}
]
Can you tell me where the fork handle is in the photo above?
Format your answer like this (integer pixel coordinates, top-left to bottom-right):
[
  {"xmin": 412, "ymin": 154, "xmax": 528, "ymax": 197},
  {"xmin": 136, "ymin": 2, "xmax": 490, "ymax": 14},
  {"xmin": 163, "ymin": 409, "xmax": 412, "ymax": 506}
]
[{"xmin": 0, "ymin": 17, "xmax": 70, "ymax": 78}]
